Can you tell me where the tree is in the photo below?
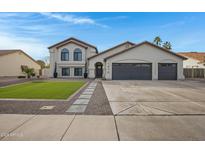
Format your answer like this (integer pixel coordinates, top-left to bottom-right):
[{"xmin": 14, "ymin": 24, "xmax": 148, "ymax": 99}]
[
  {"xmin": 21, "ymin": 65, "xmax": 35, "ymax": 78},
  {"xmin": 163, "ymin": 41, "xmax": 172, "ymax": 50},
  {"xmin": 36, "ymin": 60, "xmax": 46, "ymax": 69},
  {"xmin": 153, "ymin": 36, "xmax": 173, "ymax": 50},
  {"xmin": 153, "ymin": 36, "xmax": 162, "ymax": 46}
]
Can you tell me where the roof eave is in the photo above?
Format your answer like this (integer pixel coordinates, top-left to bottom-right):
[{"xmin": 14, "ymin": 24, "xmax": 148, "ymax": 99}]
[
  {"xmin": 88, "ymin": 41, "xmax": 136, "ymax": 60},
  {"xmin": 48, "ymin": 37, "xmax": 98, "ymax": 50},
  {"xmin": 104, "ymin": 41, "xmax": 187, "ymax": 60}
]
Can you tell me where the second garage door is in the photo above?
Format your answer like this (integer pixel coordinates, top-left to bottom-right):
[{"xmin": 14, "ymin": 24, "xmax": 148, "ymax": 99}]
[
  {"xmin": 112, "ymin": 63, "xmax": 152, "ymax": 80},
  {"xmin": 158, "ymin": 63, "xmax": 177, "ymax": 80}
]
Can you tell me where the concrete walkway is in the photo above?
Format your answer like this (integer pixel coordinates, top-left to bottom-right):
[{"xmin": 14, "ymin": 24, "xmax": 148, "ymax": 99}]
[
  {"xmin": 1, "ymin": 114, "xmax": 205, "ymax": 141},
  {"xmin": 66, "ymin": 81, "xmax": 97, "ymax": 113}
]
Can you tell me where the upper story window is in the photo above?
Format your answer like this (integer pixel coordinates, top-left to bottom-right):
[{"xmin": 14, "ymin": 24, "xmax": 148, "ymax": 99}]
[
  {"xmin": 61, "ymin": 48, "xmax": 69, "ymax": 61},
  {"xmin": 74, "ymin": 48, "xmax": 82, "ymax": 61}
]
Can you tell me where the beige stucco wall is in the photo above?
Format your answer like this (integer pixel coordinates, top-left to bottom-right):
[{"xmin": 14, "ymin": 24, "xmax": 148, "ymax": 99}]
[
  {"xmin": 182, "ymin": 57, "xmax": 205, "ymax": 68},
  {"xmin": 88, "ymin": 43, "xmax": 133, "ymax": 78},
  {"xmin": 42, "ymin": 68, "xmax": 50, "ymax": 77},
  {"xmin": 49, "ymin": 42, "xmax": 97, "ymax": 77},
  {"xmin": 0, "ymin": 52, "xmax": 41, "ymax": 77},
  {"xmin": 105, "ymin": 44, "xmax": 185, "ymax": 80}
]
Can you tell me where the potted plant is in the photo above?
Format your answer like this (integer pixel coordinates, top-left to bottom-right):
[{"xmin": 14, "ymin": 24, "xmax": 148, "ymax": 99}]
[
  {"xmin": 53, "ymin": 62, "xmax": 58, "ymax": 78},
  {"xmin": 84, "ymin": 62, "xmax": 88, "ymax": 78},
  {"xmin": 84, "ymin": 72, "xmax": 88, "ymax": 78}
]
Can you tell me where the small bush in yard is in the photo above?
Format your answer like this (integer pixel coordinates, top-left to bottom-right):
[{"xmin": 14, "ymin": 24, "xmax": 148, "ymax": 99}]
[{"xmin": 21, "ymin": 65, "xmax": 35, "ymax": 78}]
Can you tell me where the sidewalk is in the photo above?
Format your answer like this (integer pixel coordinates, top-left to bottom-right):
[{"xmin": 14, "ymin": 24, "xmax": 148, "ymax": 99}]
[
  {"xmin": 0, "ymin": 114, "xmax": 118, "ymax": 141},
  {"xmin": 1, "ymin": 114, "xmax": 205, "ymax": 141}
]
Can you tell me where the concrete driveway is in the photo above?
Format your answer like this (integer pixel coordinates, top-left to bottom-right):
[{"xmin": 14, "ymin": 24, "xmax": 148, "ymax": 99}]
[
  {"xmin": 101, "ymin": 80, "xmax": 205, "ymax": 140},
  {"xmin": 102, "ymin": 80, "xmax": 205, "ymax": 115}
]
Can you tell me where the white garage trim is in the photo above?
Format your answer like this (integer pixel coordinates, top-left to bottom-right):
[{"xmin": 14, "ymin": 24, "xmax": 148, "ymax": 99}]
[{"xmin": 104, "ymin": 42, "xmax": 186, "ymax": 80}]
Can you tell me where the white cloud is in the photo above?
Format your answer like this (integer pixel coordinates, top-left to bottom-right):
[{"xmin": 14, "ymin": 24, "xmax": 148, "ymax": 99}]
[
  {"xmin": 40, "ymin": 12, "xmax": 95, "ymax": 24},
  {"xmin": 0, "ymin": 32, "xmax": 49, "ymax": 60},
  {"xmin": 0, "ymin": 13, "xmax": 51, "ymax": 60},
  {"xmin": 40, "ymin": 12, "xmax": 108, "ymax": 28},
  {"xmin": 0, "ymin": 12, "xmax": 114, "ymax": 61}
]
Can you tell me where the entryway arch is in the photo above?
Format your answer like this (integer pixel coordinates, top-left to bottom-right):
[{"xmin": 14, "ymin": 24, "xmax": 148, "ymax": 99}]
[{"xmin": 95, "ymin": 62, "xmax": 103, "ymax": 78}]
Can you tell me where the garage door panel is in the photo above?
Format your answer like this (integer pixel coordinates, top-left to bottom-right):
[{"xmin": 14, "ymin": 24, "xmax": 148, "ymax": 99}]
[
  {"xmin": 158, "ymin": 63, "xmax": 177, "ymax": 80},
  {"xmin": 112, "ymin": 63, "xmax": 152, "ymax": 80}
]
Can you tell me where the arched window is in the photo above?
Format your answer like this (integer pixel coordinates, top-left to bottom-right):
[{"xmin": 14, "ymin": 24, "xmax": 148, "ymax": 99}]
[
  {"xmin": 61, "ymin": 48, "xmax": 69, "ymax": 61},
  {"xmin": 74, "ymin": 48, "xmax": 82, "ymax": 61}
]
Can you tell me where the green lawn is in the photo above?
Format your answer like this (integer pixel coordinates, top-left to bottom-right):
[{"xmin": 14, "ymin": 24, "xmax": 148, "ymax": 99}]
[{"xmin": 0, "ymin": 81, "xmax": 85, "ymax": 99}]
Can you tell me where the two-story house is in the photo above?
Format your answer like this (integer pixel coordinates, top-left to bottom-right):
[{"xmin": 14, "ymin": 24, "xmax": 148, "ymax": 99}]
[
  {"xmin": 49, "ymin": 37, "xmax": 186, "ymax": 80},
  {"xmin": 48, "ymin": 37, "xmax": 98, "ymax": 78}
]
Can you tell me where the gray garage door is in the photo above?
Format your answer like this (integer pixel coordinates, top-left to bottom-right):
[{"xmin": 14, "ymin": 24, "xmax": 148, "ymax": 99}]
[
  {"xmin": 158, "ymin": 63, "xmax": 177, "ymax": 80},
  {"xmin": 112, "ymin": 63, "xmax": 152, "ymax": 80}
]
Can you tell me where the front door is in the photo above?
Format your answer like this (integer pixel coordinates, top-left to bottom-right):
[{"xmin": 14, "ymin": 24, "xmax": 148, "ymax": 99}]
[{"xmin": 95, "ymin": 64, "xmax": 103, "ymax": 78}]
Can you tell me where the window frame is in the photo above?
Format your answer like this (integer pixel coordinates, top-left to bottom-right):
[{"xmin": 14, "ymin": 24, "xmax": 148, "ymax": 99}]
[
  {"xmin": 61, "ymin": 48, "xmax": 69, "ymax": 61},
  {"xmin": 73, "ymin": 48, "xmax": 82, "ymax": 61},
  {"xmin": 62, "ymin": 67, "xmax": 70, "ymax": 76},
  {"xmin": 74, "ymin": 68, "xmax": 83, "ymax": 76}
]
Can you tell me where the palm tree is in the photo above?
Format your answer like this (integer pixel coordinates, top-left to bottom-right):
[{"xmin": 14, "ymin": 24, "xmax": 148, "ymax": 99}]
[
  {"xmin": 153, "ymin": 36, "xmax": 162, "ymax": 46},
  {"xmin": 163, "ymin": 41, "xmax": 172, "ymax": 50}
]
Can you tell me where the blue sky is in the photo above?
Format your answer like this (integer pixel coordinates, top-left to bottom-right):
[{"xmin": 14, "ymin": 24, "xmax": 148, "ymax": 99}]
[{"xmin": 0, "ymin": 12, "xmax": 205, "ymax": 60}]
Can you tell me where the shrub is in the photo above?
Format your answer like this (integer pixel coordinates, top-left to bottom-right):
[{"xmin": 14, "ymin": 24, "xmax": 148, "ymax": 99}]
[{"xmin": 21, "ymin": 65, "xmax": 35, "ymax": 78}]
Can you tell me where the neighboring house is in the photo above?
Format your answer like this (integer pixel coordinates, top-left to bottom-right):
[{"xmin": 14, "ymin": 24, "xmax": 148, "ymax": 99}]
[
  {"xmin": 0, "ymin": 50, "xmax": 41, "ymax": 77},
  {"xmin": 49, "ymin": 37, "xmax": 186, "ymax": 80},
  {"xmin": 178, "ymin": 52, "xmax": 205, "ymax": 68}
]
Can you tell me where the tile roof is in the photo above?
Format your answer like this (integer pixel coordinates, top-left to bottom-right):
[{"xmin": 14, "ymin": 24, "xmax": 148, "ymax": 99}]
[{"xmin": 178, "ymin": 52, "xmax": 205, "ymax": 62}]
